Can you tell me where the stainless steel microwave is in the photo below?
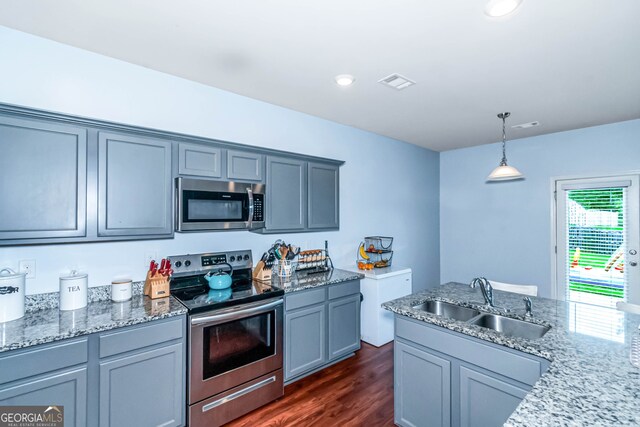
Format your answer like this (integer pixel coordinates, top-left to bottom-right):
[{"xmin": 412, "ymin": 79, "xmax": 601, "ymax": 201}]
[{"xmin": 176, "ymin": 177, "xmax": 265, "ymax": 231}]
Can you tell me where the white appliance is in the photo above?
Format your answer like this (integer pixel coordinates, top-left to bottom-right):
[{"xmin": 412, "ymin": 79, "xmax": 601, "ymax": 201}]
[
  {"xmin": 349, "ymin": 266, "xmax": 412, "ymax": 347},
  {"xmin": 59, "ymin": 271, "xmax": 88, "ymax": 311},
  {"xmin": 0, "ymin": 268, "xmax": 25, "ymax": 322}
]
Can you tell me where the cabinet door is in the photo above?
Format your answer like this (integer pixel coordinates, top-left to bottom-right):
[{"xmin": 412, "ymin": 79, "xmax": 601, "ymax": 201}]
[
  {"xmin": 285, "ymin": 304, "xmax": 326, "ymax": 381},
  {"xmin": 266, "ymin": 156, "xmax": 306, "ymax": 231},
  {"xmin": 98, "ymin": 132, "xmax": 172, "ymax": 237},
  {"xmin": 227, "ymin": 150, "xmax": 263, "ymax": 182},
  {"xmin": 0, "ymin": 368, "xmax": 87, "ymax": 427},
  {"xmin": 459, "ymin": 366, "xmax": 528, "ymax": 427},
  {"xmin": 0, "ymin": 116, "xmax": 87, "ymax": 241},
  {"xmin": 178, "ymin": 143, "xmax": 222, "ymax": 178},
  {"xmin": 307, "ymin": 162, "xmax": 339, "ymax": 230},
  {"xmin": 328, "ymin": 294, "xmax": 361, "ymax": 360},
  {"xmin": 395, "ymin": 341, "xmax": 451, "ymax": 427},
  {"xmin": 99, "ymin": 343, "xmax": 184, "ymax": 427}
]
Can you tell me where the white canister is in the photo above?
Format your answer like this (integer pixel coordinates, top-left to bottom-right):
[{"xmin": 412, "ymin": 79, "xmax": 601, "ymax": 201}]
[
  {"xmin": 59, "ymin": 271, "xmax": 88, "ymax": 311},
  {"xmin": 0, "ymin": 268, "xmax": 26, "ymax": 323},
  {"xmin": 111, "ymin": 279, "xmax": 132, "ymax": 302}
]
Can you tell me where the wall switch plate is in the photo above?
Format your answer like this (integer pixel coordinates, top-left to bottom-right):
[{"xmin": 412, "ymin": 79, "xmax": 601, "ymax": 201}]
[{"xmin": 19, "ymin": 259, "xmax": 36, "ymax": 279}]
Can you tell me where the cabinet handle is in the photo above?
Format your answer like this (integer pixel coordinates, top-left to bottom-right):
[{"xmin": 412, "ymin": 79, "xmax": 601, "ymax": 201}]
[{"xmin": 202, "ymin": 375, "xmax": 276, "ymax": 412}]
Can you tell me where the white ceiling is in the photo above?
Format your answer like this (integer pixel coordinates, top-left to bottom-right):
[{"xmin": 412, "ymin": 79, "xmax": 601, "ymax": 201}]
[{"xmin": 0, "ymin": 0, "xmax": 639, "ymax": 151}]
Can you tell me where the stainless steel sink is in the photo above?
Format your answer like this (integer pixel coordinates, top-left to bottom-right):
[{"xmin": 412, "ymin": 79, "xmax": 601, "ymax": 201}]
[
  {"xmin": 468, "ymin": 313, "xmax": 550, "ymax": 339},
  {"xmin": 413, "ymin": 300, "xmax": 481, "ymax": 321}
]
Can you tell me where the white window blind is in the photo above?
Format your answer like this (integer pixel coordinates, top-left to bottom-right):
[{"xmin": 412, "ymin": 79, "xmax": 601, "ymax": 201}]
[{"xmin": 563, "ymin": 186, "xmax": 627, "ymax": 308}]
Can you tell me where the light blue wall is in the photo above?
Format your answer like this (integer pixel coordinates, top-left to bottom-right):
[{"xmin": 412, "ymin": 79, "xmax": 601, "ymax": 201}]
[
  {"xmin": 0, "ymin": 27, "xmax": 440, "ymax": 294},
  {"xmin": 440, "ymin": 119, "xmax": 640, "ymax": 297}
]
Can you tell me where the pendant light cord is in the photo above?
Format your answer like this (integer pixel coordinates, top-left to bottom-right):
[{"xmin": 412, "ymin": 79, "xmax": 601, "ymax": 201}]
[{"xmin": 498, "ymin": 112, "xmax": 510, "ymax": 166}]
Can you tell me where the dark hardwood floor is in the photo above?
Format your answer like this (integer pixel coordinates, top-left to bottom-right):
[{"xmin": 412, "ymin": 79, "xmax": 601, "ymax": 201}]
[{"xmin": 226, "ymin": 342, "xmax": 395, "ymax": 427}]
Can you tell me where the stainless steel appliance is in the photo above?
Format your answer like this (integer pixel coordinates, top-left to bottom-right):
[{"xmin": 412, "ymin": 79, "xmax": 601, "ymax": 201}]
[
  {"xmin": 169, "ymin": 250, "xmax": 284, "ymax": 427},
  {"xmin": 176, "ymin": 177, "xmax": 265, "ymax": 231}
]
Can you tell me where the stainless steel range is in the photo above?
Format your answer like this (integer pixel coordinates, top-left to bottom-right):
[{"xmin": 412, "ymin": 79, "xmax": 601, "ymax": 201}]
[{"xmin": 168, "ymin": 250, "xmax": 284, "ymax": 427}]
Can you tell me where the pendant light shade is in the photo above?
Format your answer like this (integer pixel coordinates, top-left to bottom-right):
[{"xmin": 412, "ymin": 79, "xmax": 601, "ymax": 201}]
[{"xmin": 486, "ymin": 112, "xmax": 524, "ymax": 181}]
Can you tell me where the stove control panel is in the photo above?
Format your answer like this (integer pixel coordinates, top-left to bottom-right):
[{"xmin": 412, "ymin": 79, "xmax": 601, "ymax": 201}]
[{"xmin": 168, "ymin": 250, "xmax": 253, "ymax": 276}]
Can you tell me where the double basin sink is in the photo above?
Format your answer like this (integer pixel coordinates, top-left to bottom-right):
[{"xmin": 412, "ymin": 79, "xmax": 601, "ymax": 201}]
[{"xmin": 413, "ymin": 300, "xmax": 550, "ymax": 340}]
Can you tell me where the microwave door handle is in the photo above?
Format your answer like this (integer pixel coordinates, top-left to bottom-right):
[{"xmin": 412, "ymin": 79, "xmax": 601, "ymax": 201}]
[{"xmin": 247, "ymin": 187, "xmax": 254, "ymax": 229}]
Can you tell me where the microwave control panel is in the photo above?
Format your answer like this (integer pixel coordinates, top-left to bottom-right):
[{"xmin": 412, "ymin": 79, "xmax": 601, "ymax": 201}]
[{"xmin": 252, "ymin": 194, "xmax": 264, "ymax": 222}]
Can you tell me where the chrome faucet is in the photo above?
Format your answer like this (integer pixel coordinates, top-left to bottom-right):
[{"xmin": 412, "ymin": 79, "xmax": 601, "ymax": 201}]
[
  {"xmin": 523, "ymin": 297, "xmax": 533, "ymax": 317},
  {"xmin": 470, "ymin": 277, "xmax": 494, "ymax": 307}
]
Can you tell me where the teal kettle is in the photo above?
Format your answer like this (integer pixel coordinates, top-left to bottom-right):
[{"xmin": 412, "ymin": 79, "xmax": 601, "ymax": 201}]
[{"xmin": 204, "ymin": 263, "xmax": 233, "ymax": 290}]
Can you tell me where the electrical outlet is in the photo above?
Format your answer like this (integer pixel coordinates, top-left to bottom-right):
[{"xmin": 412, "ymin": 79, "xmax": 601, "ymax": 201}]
[{"xmin": 19, "ymin": 259, "xmax": 36, "ymax": 279}]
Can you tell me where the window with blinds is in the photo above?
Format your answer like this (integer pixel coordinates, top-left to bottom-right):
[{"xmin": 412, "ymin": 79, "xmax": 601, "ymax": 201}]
[{"xmin": 564, "ymin": 186, "xmax": 626, "ymax": 308}]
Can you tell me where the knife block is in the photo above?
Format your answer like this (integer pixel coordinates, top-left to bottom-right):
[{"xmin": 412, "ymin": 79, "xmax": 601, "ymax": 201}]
[
  {"xmin": 253, "ymin": 261, "xmax": 272, "ymax": 283},
  {"xmin": 144, "ymin": 271, "xmax": 170, "ymax": 299}
]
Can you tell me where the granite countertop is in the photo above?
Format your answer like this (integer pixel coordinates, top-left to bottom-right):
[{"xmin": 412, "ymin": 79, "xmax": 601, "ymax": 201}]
[
  {"xmin": 383, "ymin": 282, "xmax": 640, "ymax": 427},
  {"xmin": 0, "ymin": 283, "xmax": 187, "ymax": 354},
  {"xmin": 270, "ymin": 268, "xmax": 364, "ymax": 293}
]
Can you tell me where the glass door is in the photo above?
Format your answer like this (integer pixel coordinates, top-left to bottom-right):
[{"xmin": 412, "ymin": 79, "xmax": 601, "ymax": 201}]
[{"xmin": 556, "ymin": 175, "xmax": 639, "ymax": 306}]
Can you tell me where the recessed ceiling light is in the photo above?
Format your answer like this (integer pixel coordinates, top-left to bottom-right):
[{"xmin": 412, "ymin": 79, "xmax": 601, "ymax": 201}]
[
  {"xmin": 335, "ymin": 74, "xmax": 355, "ymax": 87},
  {"xmin": 484, "ymin": 0, "xmax": 523, "ymax": 17}
]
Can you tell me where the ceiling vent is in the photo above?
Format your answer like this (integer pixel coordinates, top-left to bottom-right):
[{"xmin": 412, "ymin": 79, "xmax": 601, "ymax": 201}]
[
  {"xmin": 512, "ymin": 121, "xmax": 540, "ymax": 129},
  {"xmin": 378, "ymin": 73, "xmax": 416, "ymax": 90}
]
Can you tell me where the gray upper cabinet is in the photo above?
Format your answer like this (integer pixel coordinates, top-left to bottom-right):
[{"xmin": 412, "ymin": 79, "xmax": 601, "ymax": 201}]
[
  {"xmin": 178, "ymin": 143, "xmax": 222, "ymax": 178},
  {"xmin": 308, "ymin": 162, "xmax": 339, "ymax": 230},
  {"xmin": 265, "ymin": 156, "xmax": 306, "ymax": 231},
  {"xmin": 227, "ymin": 150, "xmax": 263, "ymax": 182},
  {"xmin": 0, "ymin": 116, "xmax": 87, "ymax": 241},
  {"xmin": 98, "ymin": 132, "xmax": 173, "ymax": 237}
]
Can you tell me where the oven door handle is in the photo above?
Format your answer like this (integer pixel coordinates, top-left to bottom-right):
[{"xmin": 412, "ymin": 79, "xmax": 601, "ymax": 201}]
[{"xmin": 190, "ymin": 298, "xmax": 283, "ymax": 326}]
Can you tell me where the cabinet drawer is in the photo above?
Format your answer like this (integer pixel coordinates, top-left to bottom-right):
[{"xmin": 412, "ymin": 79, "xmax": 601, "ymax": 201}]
[
  {"xmin": 328, "ymin": 280, "xmax": 360, "ymax": 300},
  {"xmin": 0, "ymin": 338, "xmax": 88, "ymax": 385},
  {"xmin": 99, "ymin": 317, "xmax": 184, "ymax": 358},
  {"xmin": 285, "ymin": 288, "xmax": 326, "ymax": 311},
  {"xmin": 396, "ymin": 316, "xmax": 542, "ymax": 386}
]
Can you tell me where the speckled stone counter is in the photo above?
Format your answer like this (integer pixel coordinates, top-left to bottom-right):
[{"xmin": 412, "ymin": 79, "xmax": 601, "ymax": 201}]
[
  {"xmin": 383, "ymin": 282, "xmax": 640, "ymax": 426},
  {"xmin": 270, "ymin": 268, "xmax": 364, "ymax": 293},
  {"xmin": 0, "ymin": 284, "xmax": 187, "ymax": 353}
]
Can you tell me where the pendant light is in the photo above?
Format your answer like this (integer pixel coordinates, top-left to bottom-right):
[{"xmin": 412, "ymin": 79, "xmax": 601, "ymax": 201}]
[{"xmin": 487, "ymin": 112, "xmax": 524, "ymax": 181}]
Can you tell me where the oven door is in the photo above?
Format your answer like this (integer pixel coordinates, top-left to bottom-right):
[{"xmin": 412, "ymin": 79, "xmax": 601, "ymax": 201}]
[
  {"xmin": 176, "ymin": 178, "xmax": 254, "ymax": 231},
  {"xmin": 189, "ymin": 297, "xmax": 283, "ymax": 404}
]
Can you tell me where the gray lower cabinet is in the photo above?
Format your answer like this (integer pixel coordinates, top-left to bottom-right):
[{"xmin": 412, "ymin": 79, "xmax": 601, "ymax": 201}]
[
  {"xmin": 307, "ymin": 162, "xmax": 339, "ymax": 230},
  {"xmin": 99, "ymin": 343, "xmax": 183, "ymax": 427},
  {"xmin": 284, "ymin": 280, "xmax": 361, "ymax": 383},
  {"xmin": 458, "ymin": 366, "xmax": 527, "ymax": 427},
  {"xmin": 0, "ymin": 115, "xmax": 87, "ymax": 241},
  {"xmin": 395, "ymin": 341, "xmax": 450, "ymax": 427},
  {"xmin": 327, "ymin": 294, "xmax": 361, "ymax": 359},
  {"xmin": 0, "ymin": 316, "xmax": 186, "ymax": 427},
  {"xmin": 394, "ymin": 315, "xmax": 549, "ymax": 427},
  {"xmin": 0, "ymin": 367, "xmax": 88, "ymax": 426},
  {"xmin": 98, "ymin": 132, "xmax": 173, "ymax": 237},
  {"xmin": 285, "ymin": 304, "xmax": 327, "ymax": 379}
]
